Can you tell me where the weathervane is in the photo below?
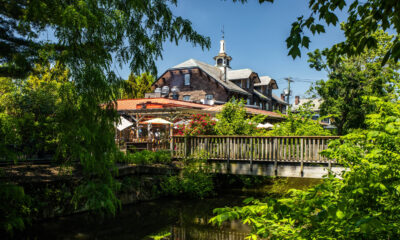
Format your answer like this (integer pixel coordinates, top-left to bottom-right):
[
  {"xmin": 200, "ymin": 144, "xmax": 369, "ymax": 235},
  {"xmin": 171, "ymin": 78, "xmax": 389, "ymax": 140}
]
[{"xmin": 221, "ymin": 25, "xmax": 225, "ymax": 39}]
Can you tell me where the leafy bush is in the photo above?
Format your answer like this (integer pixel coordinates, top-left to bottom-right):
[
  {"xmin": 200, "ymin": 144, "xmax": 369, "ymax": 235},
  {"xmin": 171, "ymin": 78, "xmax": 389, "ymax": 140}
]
[
  {"xmin": 211, "ymin": 96, "xmax": 400, "ymax": 239},
  {"xmin": 121, "ymin": 150, "xmax": 171, "ymax": 165},
  {"xmin": 176, "ymin": 114, "xmax": 216, "ymax": 136},
  {"xmin": 0, "ymin": 183, "xmax": 31, "ymax": 235},
  {"xmin": 215, "ymin": 99, "xmax": 257, "ymax": 135},
  {"xmin": 268, "ymin": 103, "xmax": 331, "ymax": 136},
  {"xmin": 161, "ymin": 157, "xmax": 214, "ymax": 199}
]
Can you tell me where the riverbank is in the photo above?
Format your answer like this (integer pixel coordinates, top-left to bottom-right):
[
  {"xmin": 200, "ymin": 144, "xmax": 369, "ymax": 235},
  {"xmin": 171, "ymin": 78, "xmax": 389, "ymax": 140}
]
[
  {"xmin": 12, "ymin": 176, "xmax": 321, "ymax": 240},
  {"xmin": 2, "ymin": 160, "xmax": 322, "ymax": 239}
]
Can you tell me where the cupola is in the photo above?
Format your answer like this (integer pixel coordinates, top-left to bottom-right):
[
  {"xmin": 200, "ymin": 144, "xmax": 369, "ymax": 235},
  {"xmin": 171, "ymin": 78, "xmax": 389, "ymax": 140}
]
[{"xmin": 213, "ymin": 39, "xmax": 232, "ymax": 69}]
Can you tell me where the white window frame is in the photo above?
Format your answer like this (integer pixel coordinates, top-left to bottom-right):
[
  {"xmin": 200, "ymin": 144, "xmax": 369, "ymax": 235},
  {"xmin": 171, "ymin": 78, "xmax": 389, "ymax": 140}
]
[
  {"xmin": 183, "ymin": 95, "xmax": 190, "ymax": 101},
  {"xmin": 205, "ymin": 94, "xmax": 214, "ymax": 100},
  {"xmin": 184, "ymin": 74, "xmax": 190, "ymax": 86}
]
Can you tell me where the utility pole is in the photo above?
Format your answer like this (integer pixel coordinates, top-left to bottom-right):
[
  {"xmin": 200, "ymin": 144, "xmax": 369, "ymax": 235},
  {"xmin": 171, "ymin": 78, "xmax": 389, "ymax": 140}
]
[{"xmin": 284, "ymin": 77, "xmax": 294, "ymax": 104}]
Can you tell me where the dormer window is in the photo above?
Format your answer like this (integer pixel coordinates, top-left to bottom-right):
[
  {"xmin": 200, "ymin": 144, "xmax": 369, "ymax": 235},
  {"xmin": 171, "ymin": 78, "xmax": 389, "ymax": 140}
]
[
  {"xmin": 183, "ymin": 95, "xmax": 190, "ymax": 101},
  {"xmin": 205, "ymin": 94, "xmax": 213, "ymax": 100},
  {"xmin": 184, "ymin": 74, "xmax": 190, "ymax": 86}
]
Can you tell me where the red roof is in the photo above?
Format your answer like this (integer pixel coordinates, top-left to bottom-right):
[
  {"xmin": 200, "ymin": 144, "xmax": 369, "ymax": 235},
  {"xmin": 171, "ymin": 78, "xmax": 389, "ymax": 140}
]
[
  {"xmin": 204, "ymin": 105, "xmax": 283, "ymax": 119},
  {"xmin": 116, "ymin": 98, "xmax": 284, "ymax": 119},
  {"xmin": 116, "ymin": 98, "xmax": 210, "ymax": 111}
]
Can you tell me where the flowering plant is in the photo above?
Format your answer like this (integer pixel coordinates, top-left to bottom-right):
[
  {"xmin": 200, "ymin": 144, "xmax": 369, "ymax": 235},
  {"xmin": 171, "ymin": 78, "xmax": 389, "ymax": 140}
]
[{"xmin": 175, "ymin": 114, "xmax": 216, "ymax": 136}]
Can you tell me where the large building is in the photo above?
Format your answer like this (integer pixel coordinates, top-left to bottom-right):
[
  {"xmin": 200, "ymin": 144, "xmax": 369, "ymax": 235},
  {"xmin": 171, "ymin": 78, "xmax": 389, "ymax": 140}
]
[{"xmin": 145, "ymin": 38, "xmax": 288, "ymax": 113}]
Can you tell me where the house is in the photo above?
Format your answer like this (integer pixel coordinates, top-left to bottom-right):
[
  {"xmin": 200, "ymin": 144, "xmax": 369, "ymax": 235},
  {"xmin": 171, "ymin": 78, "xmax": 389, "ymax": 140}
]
[
  {"xmin": 145, "ymin": 38, "xmax": 288, "ymax": 113},
  {"xmin": 291, "ymin": 96, "xmax": 335, "ymax": 129}
]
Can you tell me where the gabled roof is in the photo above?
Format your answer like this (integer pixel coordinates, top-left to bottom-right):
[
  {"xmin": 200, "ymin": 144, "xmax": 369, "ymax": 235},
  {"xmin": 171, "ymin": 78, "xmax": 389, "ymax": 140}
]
[
  {"xmin": 204, "ymin": 105, "xmax": 283, "ymax": 119},
  {"xmin": 272, "ymin": 93, "xmax": 288, "ymax": 105},
  {"xmin": 292, "ymin": 98, "xmax": 322, "ymax": 112},
  {"xmin": 227, "ymin": 69, "xmax": 253, "ymax": 80},
  {"xmin": 253, "ymin": 90, "xmax": 270, "ymax": 101},
  {"xmin": 116, "ymin": 98, "xmax": 210, "ymax": 111},
  {"xmin": 255, "ymin": 76, "xmax": 278, "ymax": 89},
  {"xmin": 168, "ymin": 59, "xmax": 251, "ymax": 96}
]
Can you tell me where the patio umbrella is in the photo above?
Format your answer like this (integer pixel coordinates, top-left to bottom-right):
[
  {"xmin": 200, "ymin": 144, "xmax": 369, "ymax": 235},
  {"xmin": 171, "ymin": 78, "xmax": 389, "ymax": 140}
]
[
  {"xmin": 116, "ymin": 116, "xmax": 133, "ymax": 131},
  {"xmin": 257, "ymin": 123, "xmax": 274, "ymax": 129},
  {"xmin": 173, "ymin": 119, "xmax": 189, "ymax": 129},
  {"xmin": 143, "ymin": 118, "xmax": 172, "ymax": 125}
]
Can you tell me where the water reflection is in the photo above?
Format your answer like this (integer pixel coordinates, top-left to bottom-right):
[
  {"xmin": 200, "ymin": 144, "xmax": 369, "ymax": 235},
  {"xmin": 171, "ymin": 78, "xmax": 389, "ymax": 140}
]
[{"xmin": 20, "ymin": 194, "xmax": 254, "ymax": 240}]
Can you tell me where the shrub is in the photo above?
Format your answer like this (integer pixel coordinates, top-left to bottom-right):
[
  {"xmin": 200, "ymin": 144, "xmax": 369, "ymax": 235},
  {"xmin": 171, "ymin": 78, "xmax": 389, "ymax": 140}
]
[
  {"xmin": 160, "ymin": 156, "xmax": 214, "ymax": 199},
  {"xmin": 176, "ymin": 114, "xmax": 216, "ymax": 136},
  {"xmin": 121, "ymin": 150, "xmax": 171, "ymax": 165}
]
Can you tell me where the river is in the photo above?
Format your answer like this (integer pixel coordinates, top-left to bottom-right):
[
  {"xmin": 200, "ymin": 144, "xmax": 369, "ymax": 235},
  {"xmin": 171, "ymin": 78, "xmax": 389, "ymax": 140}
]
[
  {"xmin": 21, "ymin": 192, "xmax": 256, "ymax": 240},
  {"xmin": 17, "ymin": 177, "xmax": 320, "ymax": 240}
]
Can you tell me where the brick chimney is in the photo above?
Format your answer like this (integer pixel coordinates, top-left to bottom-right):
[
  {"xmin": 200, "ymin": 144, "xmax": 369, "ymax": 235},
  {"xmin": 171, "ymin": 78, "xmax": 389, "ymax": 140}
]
[
  {"xmin": 280, "ymin": 93, "xmax": 285, "ymax": 101},
  {"xmin": 295, "ymin": 96, "xmax": 300, "ymax": 105}
]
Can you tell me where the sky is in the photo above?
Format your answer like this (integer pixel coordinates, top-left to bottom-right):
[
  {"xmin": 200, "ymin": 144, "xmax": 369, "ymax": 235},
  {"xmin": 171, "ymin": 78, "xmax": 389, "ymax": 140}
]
[{"xmin": 116, "ymin": 0, "xmax": 347, "ymax": 103}]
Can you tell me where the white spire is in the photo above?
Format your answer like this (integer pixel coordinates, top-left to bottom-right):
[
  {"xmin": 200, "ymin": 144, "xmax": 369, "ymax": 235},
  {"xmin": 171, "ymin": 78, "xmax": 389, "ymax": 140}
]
[{"xmin": 219, "ymin": 39, "xmax": 225, "ymax": 54}]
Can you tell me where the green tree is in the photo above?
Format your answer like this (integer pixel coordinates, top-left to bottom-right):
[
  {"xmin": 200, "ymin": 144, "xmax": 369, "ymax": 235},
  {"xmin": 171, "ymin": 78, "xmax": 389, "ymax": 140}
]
[
  {"xmin": 121, "ymin": 72, "xmax": 154, "ymax": 99},
  {"xmin": 0, "ymin": 62, "xmax": 70, "ymax": 159},
  {"xmin": 268, "ymin": 103, "xmax": 331, "ymax": 136},
  {"xmin": 308, "ymin": 30, "xmax": 400, "ymax": 135},
  {"xmin": 215, "ymin": 100, "xmax": 256, "ymax": 135},
  {"xmin": 1, "ymin": 0, "xmax": 210, "ymax": 230},
  {"xmin": 211, "ymin": 94, "xmax": 400, "ymax": 239}
]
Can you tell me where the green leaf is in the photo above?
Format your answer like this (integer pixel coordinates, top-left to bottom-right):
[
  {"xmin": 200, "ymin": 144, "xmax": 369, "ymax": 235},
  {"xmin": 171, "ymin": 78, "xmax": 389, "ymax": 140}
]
[{"xmin": 336, "ymin": 210, "xmax": 345, "ymax": 219}]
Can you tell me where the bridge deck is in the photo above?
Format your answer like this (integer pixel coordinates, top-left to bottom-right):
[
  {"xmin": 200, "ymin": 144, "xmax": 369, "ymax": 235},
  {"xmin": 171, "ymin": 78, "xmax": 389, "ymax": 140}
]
[{"xmin": 171, "ymin": 136, "xmax": 343, "ymax": 178}]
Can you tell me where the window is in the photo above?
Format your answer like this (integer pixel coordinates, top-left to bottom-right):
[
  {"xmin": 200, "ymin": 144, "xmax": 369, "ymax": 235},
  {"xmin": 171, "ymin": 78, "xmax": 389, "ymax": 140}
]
[
  {"xmin": 184, "ymin": 74, "xmax": 190, "ymax": 86},
  {"xmin": 217, "ymin": 58, "xmax": 223, "ymax": 66},
  {"xmin": 235, "ymin": 80, "xmax": 242, "ymax": 88},
  {"xmin": 247, "ymin": 98, "xmax": 251, "ymax": 105},
  {"xmin": 259, "ymin": 102, "xmax": 263, "ymax": 109},
  {"xmin": 183, "ymin": 95, "xmax": 190, "ymax": 101},
  {"xmin": 246, "ymin": 79, "xmax": 250, "ymax": 89},
  {"xmin": 205, "ymin": 94, "xmax": 213, "ymax": 100}
]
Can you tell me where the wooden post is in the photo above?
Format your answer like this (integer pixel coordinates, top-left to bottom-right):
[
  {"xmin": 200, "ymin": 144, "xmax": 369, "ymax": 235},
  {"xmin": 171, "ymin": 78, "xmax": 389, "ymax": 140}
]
[
  {"xmin": 184, "ymin": 137, "xmax": 188, "ymax": 158},
  {"xmin": 274, "ymin": 137, "xmax": 278, "ymax": 176},
  {"xmin": 300, "ymin": 138, "xmax": 304, "ymax": 177},
  {"xmin": 170, "ymin": 136, "xmax": 174, "ymax": 158},
  {"xmin": 250, "ymin": 138, "xmax": 253, "ymax": 172},
  {"xmin": 227, "ymin": 137, "xmax": 231, "ymax": 173}
]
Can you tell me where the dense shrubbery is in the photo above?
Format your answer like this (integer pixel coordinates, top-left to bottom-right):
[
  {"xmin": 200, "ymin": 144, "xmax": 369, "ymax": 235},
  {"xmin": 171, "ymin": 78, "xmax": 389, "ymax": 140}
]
[
  {"xmin": 121, "ymin": 150, "xmax": 171, "ymax": 165},
  {"xmin": 0, "ymin": 183, "xmax": 31, "ymax": 235},
  {"xmin": 211, "ymin": 96, "xmax": 400, "ymax": 239},
  {"xmin": 176, "ymin": 114, "xmax": 216, "ymax": 136},
  {"xmin": 267, "ymin": 103, "xmax": 332, "ymax": 136},
  {"xmin": 215, "ymin": 100, "xmax": 258, "ymax": 135},
  {"xmin": 161, "ymin": 157, "xmax": 214, "ymax": 199}
]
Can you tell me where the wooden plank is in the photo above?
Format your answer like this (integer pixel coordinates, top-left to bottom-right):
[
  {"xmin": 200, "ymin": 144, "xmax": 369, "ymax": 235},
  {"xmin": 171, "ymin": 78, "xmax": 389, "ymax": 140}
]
[
  {"xmin": 170, "ymin": 137, "xmax": 174, "ymax": 158},
  {"xmin": 300, "ymin": 138, "xmax": 304, "ymax": 175},
  {"xmin": 250, "ymin": 138, "xmax": 253, "ymax": 171}
]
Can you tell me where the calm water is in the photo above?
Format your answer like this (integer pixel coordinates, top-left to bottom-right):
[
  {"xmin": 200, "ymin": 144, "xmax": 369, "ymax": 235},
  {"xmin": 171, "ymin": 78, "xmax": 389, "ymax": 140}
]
[{"xmin": 20, "ymin": 192, "xmax": 259, "ymax": 240}]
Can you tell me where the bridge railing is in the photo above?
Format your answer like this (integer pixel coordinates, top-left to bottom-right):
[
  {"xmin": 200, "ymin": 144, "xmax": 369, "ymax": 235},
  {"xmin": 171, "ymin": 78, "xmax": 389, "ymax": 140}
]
[{"xmin": 171, "ymin": 136, "xmax": 339, "ymax": 163}]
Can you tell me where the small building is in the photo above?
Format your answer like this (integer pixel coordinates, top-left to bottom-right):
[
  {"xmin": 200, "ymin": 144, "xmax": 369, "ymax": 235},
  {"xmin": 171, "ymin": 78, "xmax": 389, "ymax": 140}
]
[
  {"xmin": 145, "ymin": 38, "xmax": 288, "ymax": 113},
  {"xmin": 291, "ymin": 96, "xmax": 335, "ymax": 129}
]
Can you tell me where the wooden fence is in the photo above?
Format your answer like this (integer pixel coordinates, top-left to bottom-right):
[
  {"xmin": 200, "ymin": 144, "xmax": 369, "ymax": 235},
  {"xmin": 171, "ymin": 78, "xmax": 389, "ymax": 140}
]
[{"xmin": 171, "ymin": 136, "xmax": 339, "ymax": 164}]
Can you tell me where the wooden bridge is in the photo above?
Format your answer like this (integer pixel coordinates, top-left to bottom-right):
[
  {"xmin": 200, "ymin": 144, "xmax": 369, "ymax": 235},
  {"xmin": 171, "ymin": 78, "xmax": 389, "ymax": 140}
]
[{"xmin": 171, "ymin": 136, "xmax": 344, "ymax": 178}]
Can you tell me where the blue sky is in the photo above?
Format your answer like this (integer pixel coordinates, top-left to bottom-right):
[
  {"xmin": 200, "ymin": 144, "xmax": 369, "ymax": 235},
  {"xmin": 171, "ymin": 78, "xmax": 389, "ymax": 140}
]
[{"xmin": 116, "ymin": 0, "xmax": 347, "ymax": 102}]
